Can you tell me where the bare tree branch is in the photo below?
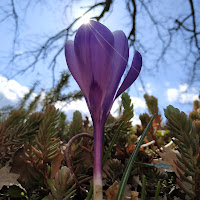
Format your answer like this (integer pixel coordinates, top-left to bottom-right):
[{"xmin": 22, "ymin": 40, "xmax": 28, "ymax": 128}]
[
  {"xmin": 167, "ymin": 0, "xmax": 200, "ymax": 84},
  {"xmin": 1, "ymin": 0, "xmax": 200, "ymax": 89},
  {"xmin": 126, "ymin": 0, "xmax": 137, "ymax": 45},
  {"xmin": 189, "ymin": 0, "xmax": 199, "ymax": 50},
  {"xmin": 11, "ymin": 0, "xmax": 18, "ymax": 42},
  {"xmin": 7, "ymin": 1, "xmax": 115, "ymax": 81},
  {"xmin": 94, "ymin": 0, "xmax": 113, "ymax": 20}
]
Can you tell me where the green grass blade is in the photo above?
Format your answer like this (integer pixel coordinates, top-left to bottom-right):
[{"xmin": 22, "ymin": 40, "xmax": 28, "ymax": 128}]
[
  {"xmin": 102, "ymin": 122, "xmax": 124, "ymax": 167},
  {"xmin": 141, "ymin": 175, "xmax": 146, "ymax": 200},
  {"xmin": 85, "ymin": 184, "xmax": 93, "ymax": 200},
  {"xmin": 116, "ymin": 114, "xmax": 155, "ymax": 200},
  {"xmin": 154, "ymin": 180, "xmax": 161, "ymax": 200}
]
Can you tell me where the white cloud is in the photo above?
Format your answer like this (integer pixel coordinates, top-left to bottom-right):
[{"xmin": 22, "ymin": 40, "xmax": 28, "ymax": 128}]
[
  {"xmin": 0, "ymin": 75, "xmax": 30, "ymax": 107},
  {"xmin": 167, "ymin": 83, "xmax": 198, "ymax": 104},
  {"xmin": 167, "ymin": 88, "xmax": 179, "ymax": 102},
  {"xmin": 0, "ymin": 74, "xmax": 145, "ymax": 125},
  {"xmin": 110, "ymin": 99, "xmax": 120, "ymax": 117},
  {"xmin": 132, "ymin": 114, "xmax": 142, "ymax": 126},
  {"xmin": 138, "ymin": 83, "xmax": 153, "ymax": 94},
  {"xmin": 110, "ymin": 97, "xmax": 146, "ymax": 126},
  {"xmin": 179, "ymin": 93, "xmax": 198, "ymax": 104},
  {"xmin": 55, "ymin": 95, "xmax": 146, "ymax": 125},
  {"xmin": 110, "ymin": 97, "xmax": 146, "ymax": 116},
  {"xmin": 179, "ymin": 83, "xmax": 188, "ymax": 92},
  {"xmin": 130, "ymin": 97, "xmax": 146, "ymax": 109},
  {"xmin": 55, "ymin": 99, "xmax": 90, "ymax": 121},
  {"xmin": 131, "ymin": 97, "xmax": 146, "ymax": 125}
]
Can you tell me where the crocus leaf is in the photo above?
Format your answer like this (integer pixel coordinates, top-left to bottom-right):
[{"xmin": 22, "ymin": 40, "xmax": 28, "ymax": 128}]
[{"xmin": 116, "ymin": 114, "xmax": 155, "ymax": 200}]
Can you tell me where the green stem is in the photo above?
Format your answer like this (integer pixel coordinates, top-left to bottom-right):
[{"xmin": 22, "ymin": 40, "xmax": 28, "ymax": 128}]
[
  {"xmin": 93, "ymin": 122, "xmax": 103, "ymax": 200},
  {"xmin": 86, "ymin": 122, "xmax": 124, "ymax": 200}
]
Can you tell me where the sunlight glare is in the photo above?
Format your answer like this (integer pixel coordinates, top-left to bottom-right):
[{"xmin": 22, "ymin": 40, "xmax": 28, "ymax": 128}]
[{"xmin": 81, "ymin": 15, "xmax": 91, "ymax": 25}]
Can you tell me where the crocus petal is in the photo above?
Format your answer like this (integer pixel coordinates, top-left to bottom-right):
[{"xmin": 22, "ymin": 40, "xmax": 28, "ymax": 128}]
[
  {"xmin": 65, "ymin": 40, "xmax": 84, "ymax": 90},
  {"xmin": 65, "ymin": 20, "xmax": 143, "ymax": 200},
  {"xmin": 115, "ymin": 51, "xmax": 142, "ymax": 99},
  {"xmin": 102, "ymin": 30, "xmax": 129, "ymax": 117},
  {"xmin": 74, "ymin": 20, "xmax": 114, "ymax": 99}
]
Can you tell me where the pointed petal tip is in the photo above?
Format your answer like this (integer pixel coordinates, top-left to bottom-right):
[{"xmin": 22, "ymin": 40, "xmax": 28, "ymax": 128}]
[
  {"xmin": 133, "ymin": 50, "xmax": 142, "ymax": 67},
  {"xmin": 115, "ymin": 50, "xmax": 142, "ymax": 99},
  {"xmin": 131, "ymin": 50, "xmax": 142, "ymax": 76}
]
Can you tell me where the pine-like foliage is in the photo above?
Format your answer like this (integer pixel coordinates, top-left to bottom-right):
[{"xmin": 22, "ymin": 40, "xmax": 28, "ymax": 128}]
[
  {"xmin": 48, "ymin": 166, "xmax": 76, "ymax": 200},
  {"xmin": 0, "ymin": 104, "xmax": 79, "ymax": 199},
  {"xmin": 8, "ymin": 71, "xmax": 84, "ymax": 116},
  {"xmin": 106, "ymin": 159, "xmax": 124, "ymax": 184},
  {"xmin": 121, "ymin": 92, "xmax": 134, "ymax": 122},
  {"xmin": 25, "ymin": 105, "xmax": 61, "ymax": 177},
  {"xmin": 104, "ymin": 93, "xmax": 134, "ymax": 153},
  {"xmin": 43, "ymin": 71, "xmax": 83, "ymax": 107},
  {"xmin": 0, "ymin": 109, "xmax": 43, "ymax": 165},
  {"xmin": 67, "ymin": 110, "xmax": 83, "ymax": 140},
  {"xmin": 164, "ymin": 105, "xmax": 200, "ymax": 199},
  {"xmin": 144, "ymin": 94, "xmax": 158, "ymax": 115},
  {"xmin": 1, "ymin": 79, "xmax": 199, "ymax": 199},
  {"xmin": 19, "ymin": 82, "xmax": 38, "ymax": 110},
  {"xmin": 139, "ymin": 113, "xmax": 151, "ymax": 129}
]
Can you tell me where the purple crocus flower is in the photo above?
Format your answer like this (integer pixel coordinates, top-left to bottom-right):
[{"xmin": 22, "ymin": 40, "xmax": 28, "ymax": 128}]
[{"xmin": 65, "ymin": 20, "xmax": 142, "ymax": 199}]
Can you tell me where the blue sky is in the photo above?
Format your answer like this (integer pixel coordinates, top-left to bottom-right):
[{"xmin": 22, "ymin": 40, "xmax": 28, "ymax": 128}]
[{"xmin": 0, "ymin": 0, "xmax": 199, "ymax": 123}]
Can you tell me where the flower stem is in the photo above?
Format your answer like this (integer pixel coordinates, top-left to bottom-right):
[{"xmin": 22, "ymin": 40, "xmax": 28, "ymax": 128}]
[{"xmin": 93, "ymin": 122, "xmax": 103, "ymax": 200}]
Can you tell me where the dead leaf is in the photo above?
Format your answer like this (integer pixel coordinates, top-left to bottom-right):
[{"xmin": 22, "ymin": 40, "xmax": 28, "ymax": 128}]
[
  {"xmin": 156, "ymin": 148, "xmax": 194, "ymax": 196},
  {"xmin": 0, "ymin": 165, "xmax": 21, "ymax": 190},
  {"xmin": 105, "ymin": 181, "xmax": 119, "ymax": 200},
  {"xmin": 126, "ymin": 143, "xmax": 144, "ymax": 154},
  {"xmin": 132, "ymin": 176, "xmax": 142, "ymax": 188},
  {"xmin": 153, "ymin": 114, "xmax": 162, "ymax": 129},
  {"xmin": 10, "ymin": 148, "xmax": 39, "ymax": 190},
  {"xmin": 105, "ymin": 181, "xmax": 133, "ymax": 200},
  {"xmin": 51, "ymin": 150, "xmax": 64, "ymax": 179},
  {"xmin": 80, "ymin": 148, "xmax": 93, "ymax": 168},
  {"xmin": 131, "ymin": 191, "xmax": 139, "ymax": 200},
  {"xmin": 116, "ymin": 147, "xmax": 125, "ymax": 157},
  {"xmin": 173, "ymin": 197, "xmax": 182, "ymax": 200},
  {"xmin": 157, "ymin": 147, "xmax": 182, "ymax": 177}
]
